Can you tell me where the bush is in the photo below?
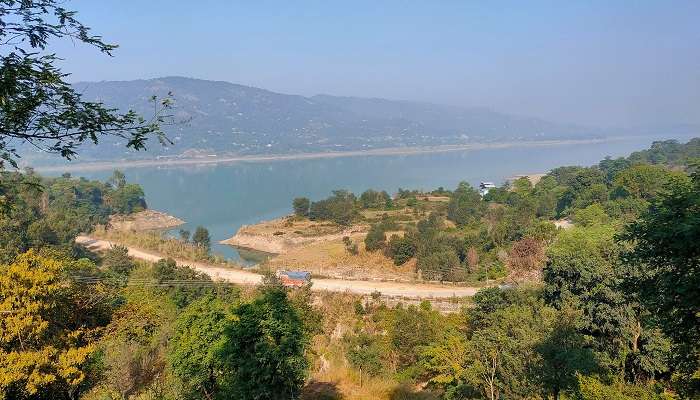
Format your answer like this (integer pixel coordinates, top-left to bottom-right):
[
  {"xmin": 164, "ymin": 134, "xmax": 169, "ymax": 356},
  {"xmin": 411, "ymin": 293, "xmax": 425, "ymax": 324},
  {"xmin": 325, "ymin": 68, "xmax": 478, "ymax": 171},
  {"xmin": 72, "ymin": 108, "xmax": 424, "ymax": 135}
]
[
  {"xmin": 343, "ymin": 236, "xmax": 359, "ymax": 255},
  {"xmin": 386, "ymin": 234, "xmax": 417, "ymax": 266},
  {"xmin": 192, "ymin": 226, "xmax": 211, "ymax": 250},
  {"xmin": 102, "ymin": 245, "xmax": 134, "ymax": 277},
  {"xmin": 574, "ymin": 375, "xmax": 673, "ymax": 400},
  {"xmin": 364, "ymin": 224, "xmax": 386, "ymax": 252},
  {"xmin": 418, "ymin": 247, "xmax": 461, "ymax": 281},
  {"xmin": 344, "ymin": 333, "xmax": 386, "ymax": 380},
  {"xmin": 293, "ymin": 197, "xmax": 311, "ymax": 217},
  {"xmin": 572, "ymin": 204, "xmax": 608, "ymax": 227},
  {"xmin": 309, "ymin": 190, "xmax": 358, "ymax": 226},
  {"xmin": 359, "ymin": 189, "xmax": 391, "ymax": 209},
  {"xmin": 447, "ymin": 182, "xmax": 483, "ymax": 227}
]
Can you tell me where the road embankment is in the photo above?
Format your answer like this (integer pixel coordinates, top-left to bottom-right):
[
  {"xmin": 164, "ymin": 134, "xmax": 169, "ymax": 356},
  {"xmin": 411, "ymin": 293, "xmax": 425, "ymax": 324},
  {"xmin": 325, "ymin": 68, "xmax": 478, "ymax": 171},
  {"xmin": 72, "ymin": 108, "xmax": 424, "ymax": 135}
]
[{"xmin": 76, "ymin": 235, "xmax": 480, "ymax": 299}]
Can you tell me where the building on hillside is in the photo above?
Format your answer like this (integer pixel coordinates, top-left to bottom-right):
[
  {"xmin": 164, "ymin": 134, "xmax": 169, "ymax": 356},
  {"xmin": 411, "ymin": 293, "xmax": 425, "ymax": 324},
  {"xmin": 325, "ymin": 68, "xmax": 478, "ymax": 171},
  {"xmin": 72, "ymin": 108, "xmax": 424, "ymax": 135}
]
[{"xmin": 479, "ymin": 182, "xmax": 496, "ymax": 196}]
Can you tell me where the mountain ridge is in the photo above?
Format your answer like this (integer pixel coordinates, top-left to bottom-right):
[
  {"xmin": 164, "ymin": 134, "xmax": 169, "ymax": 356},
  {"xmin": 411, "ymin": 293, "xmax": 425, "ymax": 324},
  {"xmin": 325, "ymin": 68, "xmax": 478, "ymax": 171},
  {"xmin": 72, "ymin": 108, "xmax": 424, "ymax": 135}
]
[{"xmin": 26, "ymin": 76, "xmax": 621, "ymax": 162}]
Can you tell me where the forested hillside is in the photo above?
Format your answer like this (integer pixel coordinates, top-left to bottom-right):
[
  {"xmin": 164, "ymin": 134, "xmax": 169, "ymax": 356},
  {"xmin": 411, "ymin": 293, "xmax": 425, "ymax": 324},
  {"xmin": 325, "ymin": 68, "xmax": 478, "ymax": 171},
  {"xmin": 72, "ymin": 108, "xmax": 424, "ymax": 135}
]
[
  {"xmin": 0, "ymin": 170, "xmax": 146, "ymax": 263},
  {"xmin": 36, "ymin": 76, "xmax": 600, "ymax": 162}
]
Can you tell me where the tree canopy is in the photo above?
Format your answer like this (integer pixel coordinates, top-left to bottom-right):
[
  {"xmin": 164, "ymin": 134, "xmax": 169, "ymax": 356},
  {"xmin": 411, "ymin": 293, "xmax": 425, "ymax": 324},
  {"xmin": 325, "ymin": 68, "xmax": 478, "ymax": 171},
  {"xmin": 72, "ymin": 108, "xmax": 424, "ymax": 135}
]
[{"xmin": 0, "ymin": 0, "xmax": 173, "ymax": 169}]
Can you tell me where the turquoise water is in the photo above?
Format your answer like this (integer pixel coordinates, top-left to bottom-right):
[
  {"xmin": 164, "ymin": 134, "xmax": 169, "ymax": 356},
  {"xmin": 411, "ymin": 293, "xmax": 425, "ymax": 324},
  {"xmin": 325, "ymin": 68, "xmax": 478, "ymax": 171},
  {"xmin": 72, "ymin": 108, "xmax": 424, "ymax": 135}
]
[{"xmin": 74, "ymin": 135, "xmax": 696, "ymax": 263}]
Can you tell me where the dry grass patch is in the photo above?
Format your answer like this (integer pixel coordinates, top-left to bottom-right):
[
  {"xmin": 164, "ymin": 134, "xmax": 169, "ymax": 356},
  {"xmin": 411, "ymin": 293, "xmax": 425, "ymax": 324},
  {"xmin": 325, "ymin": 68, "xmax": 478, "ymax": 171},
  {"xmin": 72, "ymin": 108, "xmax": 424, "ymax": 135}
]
[
  {"xmin": 92, "ymin": 226, "xmax": 238, "ymax": 268},
  {"xmin": 266, "ymin": 233, "xmax": 416, "ymax": 280},
  {"xmin": 240, "ymin": 216, "xmax": 347, "ymax": 237}
]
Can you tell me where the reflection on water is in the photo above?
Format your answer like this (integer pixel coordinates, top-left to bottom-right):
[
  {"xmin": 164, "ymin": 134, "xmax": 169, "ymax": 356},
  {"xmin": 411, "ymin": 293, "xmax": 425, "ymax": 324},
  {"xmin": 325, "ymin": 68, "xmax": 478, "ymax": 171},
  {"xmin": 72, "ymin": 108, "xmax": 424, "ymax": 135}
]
[
  {"xmin": 72, "ymin": 135, "xmax": 696, "ymax": 263},
  {"xmin": 236, "ymin": 247, "xmax": 275, "ymax": 265}
]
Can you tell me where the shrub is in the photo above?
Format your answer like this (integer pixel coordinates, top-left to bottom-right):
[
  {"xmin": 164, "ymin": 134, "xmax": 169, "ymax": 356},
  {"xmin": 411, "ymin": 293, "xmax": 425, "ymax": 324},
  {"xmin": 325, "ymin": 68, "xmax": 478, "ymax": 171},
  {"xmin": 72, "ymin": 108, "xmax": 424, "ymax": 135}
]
[
  {"xmin": 386, "ymin": 234, "xmax": 417, "ymax": 266},
  {"xmin": 364, "ymin": 224, "xmax": 386, "ymax": 252},
  {"xmin": 293, "ymin": 197, "xmax": 311, "ymax": 217}
]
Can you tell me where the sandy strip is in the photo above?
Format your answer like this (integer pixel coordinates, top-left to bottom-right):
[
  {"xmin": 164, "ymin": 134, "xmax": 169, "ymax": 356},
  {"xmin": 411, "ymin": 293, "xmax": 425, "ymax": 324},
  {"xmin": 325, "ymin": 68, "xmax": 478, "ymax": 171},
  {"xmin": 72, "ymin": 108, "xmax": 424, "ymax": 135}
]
[
  {"xmin": 76, "ymin": 235, "xmax": 481, "ymax": 298},
  {"xmin": 35, "ymin": 138, "xmax": 619, "ymax": 173}
]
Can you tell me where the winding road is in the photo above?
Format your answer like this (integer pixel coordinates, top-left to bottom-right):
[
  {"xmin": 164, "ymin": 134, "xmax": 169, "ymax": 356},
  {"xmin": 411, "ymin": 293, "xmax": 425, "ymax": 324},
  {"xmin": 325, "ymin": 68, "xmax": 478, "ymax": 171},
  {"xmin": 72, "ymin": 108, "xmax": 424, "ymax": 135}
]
[{"xmin": 76, "ymin": 236, "xmax": 481, "ymax": 299}]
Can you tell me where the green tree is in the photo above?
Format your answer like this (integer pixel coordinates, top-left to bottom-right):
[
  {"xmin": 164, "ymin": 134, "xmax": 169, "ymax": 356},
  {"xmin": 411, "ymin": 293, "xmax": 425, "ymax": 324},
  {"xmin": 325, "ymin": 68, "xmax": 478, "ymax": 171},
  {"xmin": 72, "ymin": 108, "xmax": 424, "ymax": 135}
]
[
  {"xmin": 537, "ymin": 306, "xmax": 598, "ymax": 400},
  {"xmin": 613, "ymin": 164, "xmax": 688, "ymax": 201},
  {"xmin": 385, "ymin": 233, "xmax": 417, "ymax": 266},
  {"xmin": 106, "ymin": 183, "xmax": 147, "ymax": 214},
  {"xmin": 309, "ymin": 190, "xmax": 358, "ymax": 226},
  {"xmin": 178, "ymin": 229, "xmax": 191, "ymax": 243},
  {"xmin": 512, "ymin": 177, "xmax": 533, "ymax": 195},
  {"xmin": 533, "ymin": 175, "xmax": 561, "ymax": 218},
  {"xmin": 97, "ymin": 292, "xmax": 176, "ymax": 399},
  {"xmin": 221, "ymin": 288, "xmax": 309, "ymax": 399},
  {"xmin": 345, "ymin": 333, "xmax": 386, "ymax": 386},
  {"xmin": 387, "ymin": 304, "xmax": 439, "ymax": 374},
  {"xmin": 627, "ymin": 138, "xmax": 700, "ymax": 168},
  {"xmin": 421, "ymin": 328, "xmax": 469, "ymax": 392},
  {"xmin": 447, "ymin": 182, "xmax": 483, "ymax": 227},
  {"xmin": 152, "ymin": 258, "xmax": 221, "ymax": 308},
  {"xmin": 364, "ymin": 223, "xmax": 386, "ymax": 252},
  {"xmin": 0, "ymin": 171, "xmax": 137, "ymax": 262},
  {"xmin": 418, "ymin": 246, "xmax": 462, "ymax": 281},
  {"xmin": 169, "ymin": 296, "xmax": 230, "ymax": 400},
  {"xmin": 0, "ymin": 0, "xmax": 172, "ymax": 169},
  {"xmin": 599, "ymin": 156, "xmax": 632, "ymax": 184},
  {"xmin": 107, "ymin": 170, "xmax": 127, "ymax": 189},
  {"xmin": 621, "ymin": 167, "xmax": 700, "ymax": 395},
  {"xmin": 359, "ymin": 189, "xmax": 390, "ymax": 209},
  {"xmin": 292, "ymin": 197, "xmax": 311, "ymax": 217},
  {"xmin": 192, "ymin": 226, "xmax": 211, "ymax": 250},
  {"xmin": 572, "ymin": 203, "xmax": 608, "ymax": 227},
  {"xmin": 101, "ymin": 244, "xmax": 134, "ymax": 277},
  {"xmin": 463, "ymin": 304, "xmax": 554, "ymax": 400},
  {"xmin": 343, "ymin": 236, "xmax": 359, "ymax": 255},
  {"xmin": 574, "ymin": 375, "xmax": 673, "ymax": 400},
  {"xmin": 544, "ymin": 226, "xmax": 671, "ymax": 383},
  {"xmin": 552, "ymin": 167, "xmax": 606, "ymax": 214}
]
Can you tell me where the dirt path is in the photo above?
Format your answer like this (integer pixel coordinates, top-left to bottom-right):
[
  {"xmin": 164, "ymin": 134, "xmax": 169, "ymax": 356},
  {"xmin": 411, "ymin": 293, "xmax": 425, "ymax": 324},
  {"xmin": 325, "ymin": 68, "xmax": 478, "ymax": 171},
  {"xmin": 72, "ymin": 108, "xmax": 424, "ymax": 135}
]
[{"xmin": 76, "ymin": 236, "xmax": 481, "ymax": 298}]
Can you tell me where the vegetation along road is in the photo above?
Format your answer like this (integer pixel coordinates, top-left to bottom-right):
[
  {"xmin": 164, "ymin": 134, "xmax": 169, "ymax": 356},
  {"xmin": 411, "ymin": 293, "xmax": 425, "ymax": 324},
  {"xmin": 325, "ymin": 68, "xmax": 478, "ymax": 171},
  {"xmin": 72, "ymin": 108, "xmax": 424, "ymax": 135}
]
[{"xmin": 76, "ymin": 236, "xmax": 480, "ymax": 298}]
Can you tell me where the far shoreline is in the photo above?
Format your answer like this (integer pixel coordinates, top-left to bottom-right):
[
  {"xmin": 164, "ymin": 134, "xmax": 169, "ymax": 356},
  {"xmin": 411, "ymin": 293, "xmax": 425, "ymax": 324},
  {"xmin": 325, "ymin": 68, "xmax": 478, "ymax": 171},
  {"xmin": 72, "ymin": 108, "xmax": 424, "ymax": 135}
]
[{"xmin": 33, "ymin": 137, "xmax": 627, "ymax": 173}]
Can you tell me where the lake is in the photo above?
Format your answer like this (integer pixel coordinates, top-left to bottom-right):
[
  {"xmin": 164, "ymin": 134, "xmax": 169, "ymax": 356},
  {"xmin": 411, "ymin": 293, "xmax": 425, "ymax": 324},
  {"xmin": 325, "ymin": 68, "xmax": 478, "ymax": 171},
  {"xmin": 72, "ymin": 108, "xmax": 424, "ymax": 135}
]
[{"xmin": 74, "ymin": 135, "xmax": 695, "ymax": 263}]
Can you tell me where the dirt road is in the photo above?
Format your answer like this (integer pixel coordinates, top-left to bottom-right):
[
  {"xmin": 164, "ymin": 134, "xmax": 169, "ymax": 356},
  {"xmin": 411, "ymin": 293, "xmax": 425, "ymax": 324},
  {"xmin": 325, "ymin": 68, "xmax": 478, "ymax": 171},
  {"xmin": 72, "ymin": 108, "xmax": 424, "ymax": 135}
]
[{"xmin": 76, "ymin": 236, "xmax": 481, "ymax": 298}]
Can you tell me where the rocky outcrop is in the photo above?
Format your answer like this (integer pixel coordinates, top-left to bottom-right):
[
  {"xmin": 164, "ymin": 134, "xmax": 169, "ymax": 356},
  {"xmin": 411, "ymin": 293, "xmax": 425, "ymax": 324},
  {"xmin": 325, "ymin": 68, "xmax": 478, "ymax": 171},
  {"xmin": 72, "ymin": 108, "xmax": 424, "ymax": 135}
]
[
  {"xmin": 220, "ymin": 230, "xmax": 297, "ymax": 254},
  {"xmin": 109, "ymin": 210, "xmax": 185, "ymax": 231}
]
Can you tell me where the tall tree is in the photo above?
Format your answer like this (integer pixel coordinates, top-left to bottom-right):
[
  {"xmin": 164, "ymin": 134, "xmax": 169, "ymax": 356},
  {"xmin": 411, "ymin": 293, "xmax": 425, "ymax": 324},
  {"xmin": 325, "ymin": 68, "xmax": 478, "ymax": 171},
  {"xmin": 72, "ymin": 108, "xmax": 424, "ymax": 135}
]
[
  {"xmin": 169, "ymin": 296, "xmax": 230, "ymax": 400},
  {"xmin": 292, "ymin": 197, "xmax": 310, "ymax": 217},
  {"xmin": 345, "ymin": 332, "xmax": 385, "ymax": 386},
  {"xmin": 192, "ymin": 226, "xmax": 211, "ymax": 251},
  {"xmin": 0, "ymin": 0, "xmax": 172, "ymax": 169},
  {"xmin": 447, "ymin": 182, "xmax": 483, "ymax": 227},
  {"xmin": 621, "ymin": 166, "xmax": 700, "ymax": 395},
  {"xmin": 544, "ymin": 226, "xmax": 670, "ymax": 383},
  {"xmin": 537, "ymin": 306, "xmax": 597, "ymax": 400},
  {"xmin": 220, "ymin": 288, "xmax": 309, "ymax": 400},
  {"xmin": 463, "ymin": 304, "xmax": 554, "ymax": 400},
  {"xmin": 364, "ymin": 223, "xmax": 386, "ymax": 252}
]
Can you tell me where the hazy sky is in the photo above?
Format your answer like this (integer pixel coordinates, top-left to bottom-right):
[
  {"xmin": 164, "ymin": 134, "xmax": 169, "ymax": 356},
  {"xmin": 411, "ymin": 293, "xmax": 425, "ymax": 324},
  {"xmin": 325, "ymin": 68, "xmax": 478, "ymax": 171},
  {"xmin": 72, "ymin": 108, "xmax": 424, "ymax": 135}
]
[{"xmin": 53, "ymin": 1, "xmax": 699, "ymax": 128}]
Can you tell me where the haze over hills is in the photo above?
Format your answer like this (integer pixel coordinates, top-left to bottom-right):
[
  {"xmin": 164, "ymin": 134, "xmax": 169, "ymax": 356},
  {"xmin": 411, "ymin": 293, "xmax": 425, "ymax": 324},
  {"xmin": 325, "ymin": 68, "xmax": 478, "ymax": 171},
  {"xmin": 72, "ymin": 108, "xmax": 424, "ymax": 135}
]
[{"xmin": 27, "ymin": 76, "xmax": 696, "ymax": 164}]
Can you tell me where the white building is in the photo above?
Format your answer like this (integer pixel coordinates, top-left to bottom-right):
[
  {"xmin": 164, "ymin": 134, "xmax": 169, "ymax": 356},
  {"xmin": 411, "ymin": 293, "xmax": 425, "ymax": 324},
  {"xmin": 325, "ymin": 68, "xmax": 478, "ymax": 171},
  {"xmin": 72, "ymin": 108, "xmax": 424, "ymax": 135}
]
[{"xmin": 479, "ymin": 182, "xmax": 496, "ymax": 196}]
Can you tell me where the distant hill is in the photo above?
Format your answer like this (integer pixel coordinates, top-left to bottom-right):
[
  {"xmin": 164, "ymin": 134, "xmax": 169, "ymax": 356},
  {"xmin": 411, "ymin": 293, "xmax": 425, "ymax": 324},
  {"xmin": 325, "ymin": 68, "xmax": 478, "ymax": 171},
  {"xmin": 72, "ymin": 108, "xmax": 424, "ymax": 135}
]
[{"xmin": 27, "ymin": 77, "xmax": 605, "ymax": 162}]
